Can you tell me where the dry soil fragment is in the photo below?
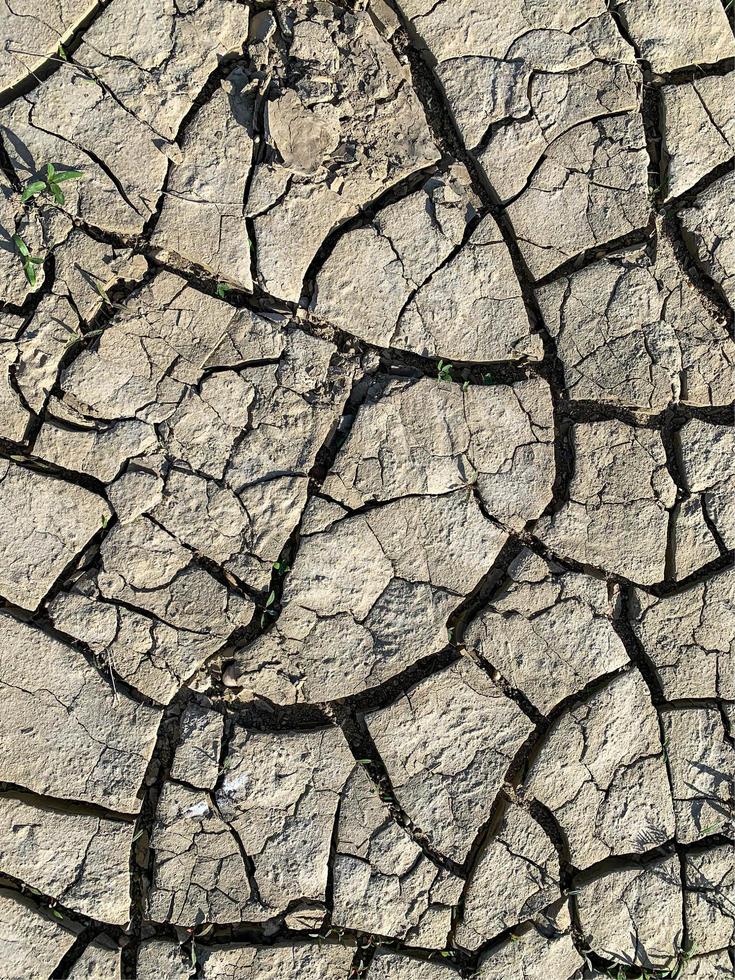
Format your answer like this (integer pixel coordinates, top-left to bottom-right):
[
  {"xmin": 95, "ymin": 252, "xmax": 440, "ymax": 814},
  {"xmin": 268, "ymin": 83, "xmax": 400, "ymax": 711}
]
[
  {"xmin": 0, "ymin": 197, "xmax": 46, "ymax": 307},
  {"xmin": 0, "ymin": 612, "xmax": 161, "ymax": 811},
  {"xmin": 245, "ymin": 1, "xmax": 440, "ymax": 302},
  {"xmin": 146, "ymin": 780, "xmax": 252, "ymax": 926},
  {"xmin": 576, "ymin": 857, "xmax": 683, "ymax": 972},
  {"xmin": 0, "ymin": 795, "xmax": 132, "ymax": 923},
  {"xmin": 465, "ymin": 549, "xmax": 628, "ymax": 716},
  {"xmin": 685, "ymin": 951, "xmax": 735, "ymax": 979},
  {"xmin": 536, "ymin": 234, "xmax": 735, "ymax": 410},
  {"xmin": 0, "ymin": 460, "xmax": 109, "ymax": 610},
  {"xmin": 455, "ymin": 805, "xmax": 559, "ymax": 950},
  {"xmin": 523, "ymin": 670, "xmax": 674, "ymax": 867},
  {"xmin": 505, "ymin": 113, "xmax": 650, "ymax": 280},
  {"xmin": 322, "ymin": 375, "xmax": 554, "ymax": 529},
  {"xmin": 661, "ymin": 75, "xmax": 735, "ymax": 201},
  {"xmin": 0, "ymin": 1, "xmax": 249, "ymax": 237},
  {"xmin": 67, "ymin": 938, "xmax": 121, "ymax": 979},
  {"xmin": 149, "ymin": 725, "xmax": 354, "ymax": 925},
  {"xmin": 662, "ymin": 707, "xmax": 735, "ymax": 842},
  {"xmin": 332, "ymin": 766, "xmax": 462, "ymax": 946},
  {"xmin": 197, "ymin": 943, "xmax": 354, "ymax": 980},
  {"xmin": 151, "ymin": 65, "xmax": 255, "ymax": 289},
  {"xmin": 42, "ymin": 273, "xmax": 352, "ymax": 593},
  {"xmin": 535, "ymin": 420, "xmax": 675, "ymax": 584},
  {"xmin": 0, "ymin": 0, "xmax": 97, "ymax": 93},
  {"xmin": 631, "ymin": 567, "xmax": 735, "ymax": 700},
  {"xmin": 617, "ymin": 0, "xmax": 735, "ymax": 73},
  {"xmin": 72, "ymin": 0, "xmax": 250, "ymax": 141},
  {"xmin": 0, "ymin": 889, "xmax": 79, "ymax": 980},
  {"xmin": 365, "ymin": 658, "xmax": 532, "ymax": 863},
  {"xmin": 313, "ymin": 168, "xmax": 540, "ymax": 361},
  {"xmin": 684, "ymin": 844, "xmax": 735, "ymax": 956},
  {"xmin": 677, "ymin": 419, "xmax": 735, "ymax": 550},
  {"xmin": 137, "ymin": 941, "xmax": 194, "ymax": 980},
  {"xmin": 366, "ymin": 953, "xmax": 459, "ymax": 979},
  {"xmin": 474, "ymin": 905, "xmax": 583, "ymax": 979},
  {"xmin": 231, "ymin": 492, "xmax": 508, "ymax": 704},
  {"xmin": 397, "ymin": 0, "xmax": 636, "ymax": 162},
  {"xmin": 169, "ymin": 703, "xmax": 224, "ymax": 790},
  {"xmin": 680, "ymin": 171, "xmax": 735, "ymax": 309}
]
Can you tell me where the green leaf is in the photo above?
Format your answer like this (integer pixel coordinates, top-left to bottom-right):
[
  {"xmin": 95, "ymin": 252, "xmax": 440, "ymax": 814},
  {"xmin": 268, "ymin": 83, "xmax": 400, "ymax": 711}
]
[
  {"xmin": 51, "ymin": 183, "xmax": 65, "ymax": 205},
  {"xmin": 24, "ymin": 260, "xmax": 37, "ymax": 287},
  {"xmin": 215, "ymin": 282, "xmax": 230, "ymax": 299},
  {"xmin": 265, "ymin": 590, "xmax": 276, "ymax": 608},
  {"xmin": 46, "ymin": 162, "xmax": 55, "ymax": 180},
  {"xmin": 52, "ymin": 169, "xmax": 83, "ymax": 183},
  {"xmin": 13, "ymin": 234, "xmax": 29, "ymax": 258},
  {"xmin": 20, "ymin": 180, "xmax": 45, "ymax": 203},
  {"xmin": 57, "ymin": 43, "xmax": 68, "ymax": 61},
  {"xmin": 29, "ymin": 256, "xmax": 44, "ymax": 264}
]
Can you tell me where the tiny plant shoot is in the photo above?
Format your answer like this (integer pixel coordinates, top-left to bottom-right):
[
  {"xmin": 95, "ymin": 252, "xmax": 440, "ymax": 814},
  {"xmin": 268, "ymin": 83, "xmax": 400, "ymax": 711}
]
[
  {"xmin": 12, "ymin": 234, "xmax": 43, "ymax": 286},
  {"xmin": 21, "ymin": 163, "xmax": 83, "ymax": 206}
]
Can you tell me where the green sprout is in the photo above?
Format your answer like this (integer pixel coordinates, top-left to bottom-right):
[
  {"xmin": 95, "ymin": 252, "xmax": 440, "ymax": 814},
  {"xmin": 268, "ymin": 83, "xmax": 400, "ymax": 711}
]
[
  {"xmin": 12, "ymin": 234, "xmax": 43, "ymax": 286},
  {"xmin": 21, "ymin": 162, "xmax": 83, "ymax": 206},
  {"xmin": 437, "ymin": 359, "xmax": 453, "ymax": 383},
  {"xmin": 215, "ymin": 282, "xmax": 230, "ymax": 299}
]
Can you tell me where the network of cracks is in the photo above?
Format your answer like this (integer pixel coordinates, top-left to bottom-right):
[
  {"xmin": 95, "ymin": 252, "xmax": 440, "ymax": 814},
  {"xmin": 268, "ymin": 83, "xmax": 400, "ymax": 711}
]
[{"xmin": 0, "ymin": 0, "xmax": 733, "ymax": 977}]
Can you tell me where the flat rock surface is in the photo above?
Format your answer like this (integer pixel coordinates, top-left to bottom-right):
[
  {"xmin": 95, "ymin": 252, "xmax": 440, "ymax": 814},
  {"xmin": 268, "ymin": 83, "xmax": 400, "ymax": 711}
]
[{"xmin": 0, "ymin": 0, "xmax": 732, "ymax": 971}]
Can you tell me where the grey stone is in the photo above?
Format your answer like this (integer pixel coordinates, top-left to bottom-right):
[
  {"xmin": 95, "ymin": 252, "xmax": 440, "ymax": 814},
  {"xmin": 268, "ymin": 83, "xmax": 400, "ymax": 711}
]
[
  {"xmin": 0, "ymin": 612, "xmax": 161, "ymax": 811},
  {"xmin": 523, "ymin": 670, "xmax": 675, "ymax": 867},
  {"xmin": 576, "ymin": 857, "xmax": 683, "ymax": 972},
  {"xmin": 365, "ymin": 658, "xmax": 533, "ymax": 862},
  {"xmin": 230, "ymin": 492, "xmax": 508, "ymax": 704},
  {"xmin": 535, "ymin": 420, "xmax": 675, "ymax": 585},
  {"xmin": 332, "ymin": 766, "xmax": 462, "ymax": 946},
  {"xmin": 465, "ymin": 549, "xmax": 628, "ymax": 716}
]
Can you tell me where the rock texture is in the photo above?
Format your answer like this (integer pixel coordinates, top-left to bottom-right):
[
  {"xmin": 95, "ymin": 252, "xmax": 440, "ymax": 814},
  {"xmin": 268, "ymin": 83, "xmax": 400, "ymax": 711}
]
[{"xmin": 0, "ymin": 0, "xmax": 732, "ymax": 971}]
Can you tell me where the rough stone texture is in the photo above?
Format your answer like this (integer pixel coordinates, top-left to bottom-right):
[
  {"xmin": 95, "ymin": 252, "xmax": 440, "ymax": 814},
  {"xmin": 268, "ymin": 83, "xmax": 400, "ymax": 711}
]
[
  {"xmin": 465, "ymin": 549, "xmax": 628, "ymax": 715},
  {"xmin": 137, "ymin": 941, "xmax": 193, "ymax": 980},
  {"xmin": 0, "ymin": 612, "xmax": 161, "ymax": 811},
  {"xmin": 366, "ymin": 953, "xmax": 459, "ymax": 979},
  {"xmin": 661, "ymin": 75, "xmax": 735, "ymax": 201},
  {"xmin": 230, "ymin": 491, "xmax": 508, "ymax": 703},
  {"xmin": 67, "ymin": 939, "xmax": 121, "ymax": 979},
  {"xmin": 535, "ymin": 420, "xmax": 676, "ymax": 585},
  {"xmin": 197, "ymin": 943, "xmax": 354, "ymax": 979},
  {"xmin": 313, "ymin": 167, "xmax": 541, "ymax": 362},
  {"xmin": 474, "ymin": 905, "xmax": 583, "ymax": 979},
  {"xmin": 365, "ymin": 658, "xmax": 533, "ymax": 862},
  {"xmin": 245, "ymin": 2, "xmax": 440, "ymax": 302},
  {"xmin": 455, "ymin": 805, "xmax": 559, "ymax": 950},
  {"xmin": 1, "ymin": 0, "xmax": 733, "ymax": 964},
  {"xmin": 505, "ymin": 113, "xmax": 650, "ymax": 280},
  {"xmin": 323, "ymin": 376, "xmax": 554, "ymax": 529},
  {"xmin": 537, "ymin": 233, "xmax": 735, "ymax": 410},
  {"xmin": 662, "ymin": 707, "xmax": 735, "ymax": 842},
  {"xmin": 618, "ymin": 0, "xmax": 735, "ymax": 73},
  {"xmin": 685, "ymin": 844, "xmax": 735, "ymax": 956},
  {"xmin": 680, "ymin": 171, "xmax": 735, "ymax": 309},
  {"xmin": 576, "ymin": 857, "xmax": 683, "ymax": 971},
  {"xmin": 0, "ymin": 889, "xmax": 79, "ymax": 980},
  {"xmin": 0, "ymin": 795, "xmax": 132, "ymax": 922},
  {"xmin": 0, "ymin": 460, "xmax": 109, "ymax": 610},
  {"xmin": 678, "ymin": 420, "xmax": 735, "ymax": 550},
  {"xmin": 523, "ymin": 670, "xmax": 675, "ymax": 867},
  {"xmin": 332, "ymin": 766, "xmax": 462, "ymax": 946},
  {"xmin": 631, "ymin": 567, "xmax": 735, "ymax": 700}
]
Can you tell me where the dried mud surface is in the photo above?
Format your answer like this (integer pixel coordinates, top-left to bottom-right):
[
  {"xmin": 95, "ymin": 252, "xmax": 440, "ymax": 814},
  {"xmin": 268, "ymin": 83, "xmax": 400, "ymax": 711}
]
[{"xmin": 0, "ymin": 1, "xmax": 733, "ymax": 977}]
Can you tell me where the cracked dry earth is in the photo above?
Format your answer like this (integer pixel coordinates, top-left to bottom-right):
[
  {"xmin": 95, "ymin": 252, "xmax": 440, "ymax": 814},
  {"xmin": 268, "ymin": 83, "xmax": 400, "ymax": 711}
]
[{"xmin": 0, "ymin": 2, "xmax": 734, "ymax": 980}]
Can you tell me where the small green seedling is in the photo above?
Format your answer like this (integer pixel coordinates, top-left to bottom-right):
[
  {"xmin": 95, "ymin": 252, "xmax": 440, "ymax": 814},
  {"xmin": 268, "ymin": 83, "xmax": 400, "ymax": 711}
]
[
  {"xmin": 21, "ymin": 162, "xmax": 83, "ymax": 206},
  {"xmin": 260, "ymin": 590, "xmax": 276, "ymax": 627},
  {"xmin": 216, "ymin": 282, "xmax": 230, "ymax": 299},
  {"xmin": 462, "ymin": 380, "xmax": 470, "ymax": 391},
  {"xmin": 437, "ymin": 359, "xmax": 453, "ymax": 383},
  {"xmin": 272, "ymin": 559, "xmax": 289, "ymax": 575},
  {"xmin": 57, "ymin": 42, "xmax": 68, "ymax": 61},
  {"xmin": 13, "ymin": 234, "xmax": 43, "ymax": 286}
]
